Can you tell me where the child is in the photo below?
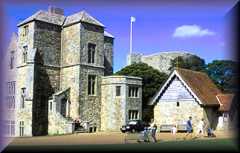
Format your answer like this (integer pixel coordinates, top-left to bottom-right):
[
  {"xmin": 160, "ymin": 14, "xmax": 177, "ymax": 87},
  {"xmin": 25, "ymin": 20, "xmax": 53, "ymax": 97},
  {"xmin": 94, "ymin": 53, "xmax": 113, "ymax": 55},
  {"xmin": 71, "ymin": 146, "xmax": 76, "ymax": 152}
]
[
  {"xmin": 197, "ymin": 119, "xmax": 205, "ymax": 138},
  {"xmin": 171, "ymin": 125, "xmax": 177, "ymax": 135}
]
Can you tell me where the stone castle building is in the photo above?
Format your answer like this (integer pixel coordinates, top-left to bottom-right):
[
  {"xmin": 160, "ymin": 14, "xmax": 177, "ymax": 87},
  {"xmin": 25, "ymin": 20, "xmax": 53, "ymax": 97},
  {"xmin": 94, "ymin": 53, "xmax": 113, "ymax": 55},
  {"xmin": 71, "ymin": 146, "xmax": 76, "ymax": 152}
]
[
  {"xmin": 4, "ymin": 7, "xmax": 142, "ymax": 137},
  {"xmin": 127, "ymin": 52, "xmax": 200, "ymax": 74},
  {"xmin": 2, "ymin": 33, "xmax": 18, "ymax": 138}
]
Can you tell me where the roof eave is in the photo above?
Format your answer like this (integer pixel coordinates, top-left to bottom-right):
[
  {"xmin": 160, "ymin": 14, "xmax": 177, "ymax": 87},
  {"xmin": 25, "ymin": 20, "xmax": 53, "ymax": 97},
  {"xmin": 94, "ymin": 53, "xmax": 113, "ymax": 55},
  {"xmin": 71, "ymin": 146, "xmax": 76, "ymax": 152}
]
[
  {"xmin": 17, "ymin": 19, "xmax": 34, "ymax": 27},
  {"xmin": 63, "ymin": 20, "xmax": 105, "ymax": 28}
]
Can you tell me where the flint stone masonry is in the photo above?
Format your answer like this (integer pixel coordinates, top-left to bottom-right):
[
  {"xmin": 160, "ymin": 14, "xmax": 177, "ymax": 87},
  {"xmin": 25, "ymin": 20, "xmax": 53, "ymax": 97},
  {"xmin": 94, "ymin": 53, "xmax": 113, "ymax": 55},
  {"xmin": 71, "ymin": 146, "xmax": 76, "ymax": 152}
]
[
  {"xmin": 127, "ymin": 52, "xmax": 199, "ymax": 74},
  {"xmin": 154, "ymin": 76, "xmax": 219, "ymax": 132},
  {"xmin": 15, "ymin": 8, "xmax": 117, "ymax": 136},
  {"xmin": 48, "ymin": 89, "xmax": 73, "ymax": 135},
  {"xmin": 101, "ymin": 76, "xmax": 142, "ymax": 132}
]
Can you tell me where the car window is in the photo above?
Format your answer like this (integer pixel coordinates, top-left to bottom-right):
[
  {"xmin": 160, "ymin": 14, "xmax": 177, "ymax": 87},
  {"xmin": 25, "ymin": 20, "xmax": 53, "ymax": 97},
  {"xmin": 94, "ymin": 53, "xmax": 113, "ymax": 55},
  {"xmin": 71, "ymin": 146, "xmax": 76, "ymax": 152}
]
[{"xmin": 128, "ymin": 121, "xmax": 137, "ymax": 125}]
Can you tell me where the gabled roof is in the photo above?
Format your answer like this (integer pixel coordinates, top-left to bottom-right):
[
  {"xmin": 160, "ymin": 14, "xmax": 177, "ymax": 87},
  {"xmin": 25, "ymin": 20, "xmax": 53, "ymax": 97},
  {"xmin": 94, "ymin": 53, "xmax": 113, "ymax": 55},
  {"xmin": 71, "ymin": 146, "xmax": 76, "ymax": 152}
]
[
  {"xmin": 17, "ymin": 10, "xmax": 66, "ymax": 27},
  {"xmin": 63, "ymin": 10, "xmax": 104, "ymax": 27},
  {"xmin": 216, "ymin": 94, "xmax": 234, "ymax": 112},
  {"xmin": 149, "ymin": 68, "xmax": 222, "ymax": 106},
  {"xmin": 104, "ymin": 31, "xmax": 114, "ymax": 38}
]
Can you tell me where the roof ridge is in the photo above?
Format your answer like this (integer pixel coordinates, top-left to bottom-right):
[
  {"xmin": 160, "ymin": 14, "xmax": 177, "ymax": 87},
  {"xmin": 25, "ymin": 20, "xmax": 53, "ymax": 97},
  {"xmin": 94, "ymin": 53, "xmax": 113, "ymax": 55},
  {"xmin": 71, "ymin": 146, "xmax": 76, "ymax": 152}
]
[{"xmin": 175, "ymin": 67, "xmax": 206, "ymax": 74}]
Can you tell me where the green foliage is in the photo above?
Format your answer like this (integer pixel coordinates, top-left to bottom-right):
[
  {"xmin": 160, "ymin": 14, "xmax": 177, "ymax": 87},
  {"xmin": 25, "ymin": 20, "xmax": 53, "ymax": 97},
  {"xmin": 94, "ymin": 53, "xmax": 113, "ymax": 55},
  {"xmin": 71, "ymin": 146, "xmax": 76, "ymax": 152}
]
[
  {"xmin": 169, "ymin": 55, "xmax": 206, "ymax": 72},
  {"xmin": 169, "ymin": 56, "xmax": 238, "ymax": 93},
  {"xmin": 206, "ymin": 60, "xmax": 238, "ymax": 92},
  {"xmin": 115, "ymin": 63, "xmax": 168, "ymax": 104},
  {"xmin": 115, "ymin": 63, "xmax": 168, "ymax": 121}
]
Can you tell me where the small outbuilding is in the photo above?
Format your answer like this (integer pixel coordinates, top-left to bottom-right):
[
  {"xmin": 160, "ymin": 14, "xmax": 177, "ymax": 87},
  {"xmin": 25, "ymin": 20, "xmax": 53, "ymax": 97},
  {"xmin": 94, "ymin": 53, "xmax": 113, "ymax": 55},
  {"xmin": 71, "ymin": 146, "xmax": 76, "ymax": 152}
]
[{"xmin": 148, "ymin": 68, "xmax": 233, "ymax": 132}]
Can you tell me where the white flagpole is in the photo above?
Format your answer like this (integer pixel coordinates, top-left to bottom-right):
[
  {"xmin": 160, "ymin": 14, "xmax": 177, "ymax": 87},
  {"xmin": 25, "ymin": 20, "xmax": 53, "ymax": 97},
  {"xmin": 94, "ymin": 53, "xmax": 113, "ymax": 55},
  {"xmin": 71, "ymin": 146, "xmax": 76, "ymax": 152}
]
[
  {"xmin": 130, "ymin": 20, "xmax": 133, "ymax": 54},
  {"xmin": 130, "ymin": 16, "xmax": 135, "ymax": 54}
]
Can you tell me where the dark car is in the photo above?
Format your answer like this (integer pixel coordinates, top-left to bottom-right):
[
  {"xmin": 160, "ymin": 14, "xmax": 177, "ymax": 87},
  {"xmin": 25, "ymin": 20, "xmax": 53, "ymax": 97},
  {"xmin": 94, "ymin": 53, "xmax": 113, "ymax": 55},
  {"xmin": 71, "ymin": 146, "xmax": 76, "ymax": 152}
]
[{"xmin": 120, "ymin": 120, "xmax": 149, "ymax": 133}]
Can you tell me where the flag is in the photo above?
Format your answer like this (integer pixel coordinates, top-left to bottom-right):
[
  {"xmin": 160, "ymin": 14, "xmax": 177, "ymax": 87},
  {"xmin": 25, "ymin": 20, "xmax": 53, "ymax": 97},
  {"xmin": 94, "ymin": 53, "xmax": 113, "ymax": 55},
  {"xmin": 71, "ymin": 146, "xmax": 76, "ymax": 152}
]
[{"xmin": 131, "ymin": 16, "xmax": 136, "ymax": 22}]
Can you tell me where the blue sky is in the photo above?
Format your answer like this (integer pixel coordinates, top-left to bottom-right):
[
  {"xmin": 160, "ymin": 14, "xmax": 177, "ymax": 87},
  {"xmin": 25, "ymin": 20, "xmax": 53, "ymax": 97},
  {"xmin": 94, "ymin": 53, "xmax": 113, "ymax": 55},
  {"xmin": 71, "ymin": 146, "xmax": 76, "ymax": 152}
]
[{"xmin": 2, "ymin": 0, "xmax": 238, "ymax": 72}]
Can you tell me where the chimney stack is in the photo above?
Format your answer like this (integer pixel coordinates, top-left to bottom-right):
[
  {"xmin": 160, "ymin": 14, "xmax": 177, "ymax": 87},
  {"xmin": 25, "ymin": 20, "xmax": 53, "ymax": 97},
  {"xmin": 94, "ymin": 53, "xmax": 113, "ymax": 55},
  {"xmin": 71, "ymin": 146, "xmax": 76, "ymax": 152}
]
[{"xmin": 48, "ymin": 6, "xmax": 64, "ymax": 15}]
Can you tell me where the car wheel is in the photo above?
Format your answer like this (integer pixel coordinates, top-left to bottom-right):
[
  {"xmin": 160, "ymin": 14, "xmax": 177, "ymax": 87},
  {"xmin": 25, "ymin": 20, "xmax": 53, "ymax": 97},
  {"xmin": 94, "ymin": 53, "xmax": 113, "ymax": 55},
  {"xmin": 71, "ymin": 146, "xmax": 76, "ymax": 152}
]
[{"xmin": 132, "ymin": 129, "xmax": 136, "ymax": 133}]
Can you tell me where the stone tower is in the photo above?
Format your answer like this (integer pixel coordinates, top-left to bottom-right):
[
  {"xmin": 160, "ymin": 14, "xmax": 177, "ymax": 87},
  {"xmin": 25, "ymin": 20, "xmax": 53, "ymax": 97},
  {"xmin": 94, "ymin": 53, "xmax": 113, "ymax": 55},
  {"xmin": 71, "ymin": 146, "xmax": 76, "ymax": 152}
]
[
  {"xmin": 16, "ymin": 7, "xmax": 64, "ymax": 136},
  {"xmin": 15, "ymin": 7, "xmax": 114, "ymax": 136},
  {"xmin": 60, "ymin": 11, "xmax": 114, "ymax": 131}
]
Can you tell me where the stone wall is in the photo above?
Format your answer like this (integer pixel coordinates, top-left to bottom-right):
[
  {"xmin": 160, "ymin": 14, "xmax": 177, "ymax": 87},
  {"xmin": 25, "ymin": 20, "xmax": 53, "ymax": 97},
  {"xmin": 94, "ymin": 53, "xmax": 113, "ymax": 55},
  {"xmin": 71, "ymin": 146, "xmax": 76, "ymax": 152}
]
[
  {"xmin": 153, "ymin": 76, "xmax": 219, "ymax": 132},
  {"xmin": 127, "ymin": 52, "xmax": 199, "ymax": 74},
  {"xmin": 61, "ymin": 22, "xmax": 106, "ymax": 131},
  {"xmin": 34, "ymin": 21, "xmax": 61, "ymax": 66},
  {"xmin": 61, "ymin": 23, "xmax": 80, "ymax": 66},
  {"xmin": 3, "ymin": 33, "xmax": 18, "ymax": 137},
  {"xmin": 79, "ymin": 66, "xmax": 104, "ymax": 131},
  {"xmin": 15, "ymin": 22, "xmax": 36, "ymax": 137},
  {"xmin": 60, "ymin": 66, "xmax": 80, "ymax": 119},
  {"xmin": 101, "ymin": 76, "xmax": 142, "ymax": 131},
  {"xmin": 15, "ymin": 64, "xmax": 35, "ymax": 137},
  {"xmin": 154, "ymin": 76, "xmax": 204, "ymax": 131},
  {"xmin": 78, "ymin": 23, "xmax": 105, "ymax": 131},
  {"xmin": 127, "ymin": 53, "xmax": 142, "ymax": 66},
  {"xmin": 15, "ymin": 10, "xmax": 115, "ymax": 136},
  {"xmin": 48, "ymin": 89, "xmax": 73, "ymax": 135},
  {"xmin": 80, "ymin": 23, "xmax": 104, "ymax": 66},
  {"xmin": 104, "ymin": 36, "xmax": 113, "ymax": 75}
]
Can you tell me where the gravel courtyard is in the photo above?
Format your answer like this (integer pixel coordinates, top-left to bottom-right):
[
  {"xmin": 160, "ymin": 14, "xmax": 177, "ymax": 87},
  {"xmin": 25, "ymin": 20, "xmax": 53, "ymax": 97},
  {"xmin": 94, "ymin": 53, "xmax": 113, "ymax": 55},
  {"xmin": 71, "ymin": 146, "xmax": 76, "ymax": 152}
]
[{"xmin": 7, "ymin": 131, "xmax": 234, "ymax": 146}]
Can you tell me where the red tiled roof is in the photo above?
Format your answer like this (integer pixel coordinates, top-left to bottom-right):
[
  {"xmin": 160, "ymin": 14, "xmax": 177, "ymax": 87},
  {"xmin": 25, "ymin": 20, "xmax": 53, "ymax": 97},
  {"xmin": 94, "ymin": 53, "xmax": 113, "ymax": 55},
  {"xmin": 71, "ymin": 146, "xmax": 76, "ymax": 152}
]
[{"xmin": 216, "ymin": 94, "xmax": 234, "ymax": 112}]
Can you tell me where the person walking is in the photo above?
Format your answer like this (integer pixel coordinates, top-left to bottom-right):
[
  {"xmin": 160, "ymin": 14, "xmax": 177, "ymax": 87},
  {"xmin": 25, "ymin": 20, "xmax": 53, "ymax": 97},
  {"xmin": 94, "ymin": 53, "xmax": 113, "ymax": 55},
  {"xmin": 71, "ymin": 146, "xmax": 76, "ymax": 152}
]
[
  {"xmin": 197, "ymin": 118, "xmax": 205, "ymax": 138},
  {"xmin": 151, "ymin": 124, "xmax": 157, "ymax": 143},
  {"xmin": 185, "ymin": 116, "xmax": 193, "ymax": 140}
]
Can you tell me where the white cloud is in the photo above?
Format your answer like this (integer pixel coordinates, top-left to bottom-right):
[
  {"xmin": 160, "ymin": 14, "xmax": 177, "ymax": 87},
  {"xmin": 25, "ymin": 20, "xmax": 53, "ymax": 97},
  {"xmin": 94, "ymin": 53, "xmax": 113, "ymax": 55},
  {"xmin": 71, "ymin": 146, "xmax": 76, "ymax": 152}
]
[{"xmin": 173, "ymin": 25, "xmax": 215, "ymax": 38}]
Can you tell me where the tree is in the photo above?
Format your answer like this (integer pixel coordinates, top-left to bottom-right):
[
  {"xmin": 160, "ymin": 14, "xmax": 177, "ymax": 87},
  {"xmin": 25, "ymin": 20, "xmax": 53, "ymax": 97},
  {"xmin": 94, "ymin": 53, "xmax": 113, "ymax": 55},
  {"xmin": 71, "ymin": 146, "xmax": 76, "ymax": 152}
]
[
  {"xmin": 206, "ymin": 60, "xmax": 238, "ymax": 92},
  {"xmin": 169, "ymin": 55, "xmax": 206, "ymax": 72},
  {"xmin": 115, "ymin": 63, "xmax": 168, "ymax": 121}
]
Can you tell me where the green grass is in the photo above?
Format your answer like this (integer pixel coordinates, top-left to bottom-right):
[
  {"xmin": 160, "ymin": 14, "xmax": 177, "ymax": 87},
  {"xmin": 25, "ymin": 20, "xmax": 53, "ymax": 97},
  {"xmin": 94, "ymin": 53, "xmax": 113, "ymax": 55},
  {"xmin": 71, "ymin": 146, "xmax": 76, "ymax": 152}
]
[{"xmin": 4, "ymin": 138, "xmax": 239, "ymax": 152}]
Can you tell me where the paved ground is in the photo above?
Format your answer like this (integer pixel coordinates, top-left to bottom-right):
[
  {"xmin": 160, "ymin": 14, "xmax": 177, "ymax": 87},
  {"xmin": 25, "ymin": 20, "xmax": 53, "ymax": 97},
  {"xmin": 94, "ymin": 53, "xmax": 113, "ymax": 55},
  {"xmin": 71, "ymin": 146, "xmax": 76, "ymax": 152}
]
[{"xmin": 7, "ymin": 131, "xmax": 234, "ymax": 146}]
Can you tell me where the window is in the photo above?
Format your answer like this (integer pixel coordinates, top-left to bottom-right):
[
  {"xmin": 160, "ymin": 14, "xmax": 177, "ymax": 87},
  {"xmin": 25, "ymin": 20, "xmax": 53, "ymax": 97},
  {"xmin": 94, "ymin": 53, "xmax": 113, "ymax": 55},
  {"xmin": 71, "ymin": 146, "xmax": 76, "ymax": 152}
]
[
  {"xmin": 88, "ymin": 75, "xmax": 96, "ymax": 95},
  {"xmin": 128, "ymin": 87, "xmax": 139, "ymax": 97},
  {"xmin": 21, "ymin": 88, "xmax": 26, "ymax": 108},
  {"xmin": 223, "ymin": 113, "xmax": 228, "ymax": 122},
  {"xmin": 3, "ymin": 120, "xmax": 15, "ymax": 136},
  {"xmin": 6, "ymin": 81, "xmax": 15, "ymax": 110},
  {"xmin": 88, "ymin": 43, "xmax": 96, "ymax": 64},
  {"xmin": 5, "ymin": 120, "xmax": 10, "ymax": 136},
  {"xmin": 49, "ymin": 101, "xmax": 52, "ymax": 111},
  {"xmin": 10, "ymin": 51, "xmax": 14, "ymax": 69},
  {"xmin": 7, "ymin": 96, "xmax": 15, "ymax": 109},
  {"xmin": 23, "ymin": 25, "xmax": 29, "ymax": 36},
  {"xmin": 23, "ymin": 46, "xmax": 28, "ymax": 63},
  {"xmin": 177, "ymin": 101, "xmax": 180, "ymax": 107},
  {"xmin": 128, "ymin": 110, "xmax": 139, "ymax": 120},
  {"xmin": 10, "ymin": 121, "xmax": 15, "ymax": 136},
  {"xmin": 116, "ymin": 86, "xmax": 121, "ymax": 96},
  {"xmin": 19, "ymin": 121, "xmax": 24, "ymax": 136}
]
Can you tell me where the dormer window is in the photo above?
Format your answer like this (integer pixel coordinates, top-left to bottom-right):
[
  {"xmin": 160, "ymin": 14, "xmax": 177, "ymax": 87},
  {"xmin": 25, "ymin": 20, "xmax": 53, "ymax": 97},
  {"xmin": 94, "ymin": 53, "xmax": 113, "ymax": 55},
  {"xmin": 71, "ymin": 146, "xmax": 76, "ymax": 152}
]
[
  {"xmin": 23, "ymin": 25, "xmax": 29, "ymax": 36},
  {"xmin": 88, "ymin": 43, "xmax": 96, "ymax": 64}
]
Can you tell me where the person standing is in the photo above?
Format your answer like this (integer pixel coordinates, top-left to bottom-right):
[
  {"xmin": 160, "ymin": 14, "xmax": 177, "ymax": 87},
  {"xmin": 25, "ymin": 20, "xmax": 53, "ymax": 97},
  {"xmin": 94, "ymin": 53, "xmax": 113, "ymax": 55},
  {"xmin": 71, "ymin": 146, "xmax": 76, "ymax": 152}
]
[
  {"xmin": 185, "ymin": 116, "xmax": 193, "ymax": 140},
  {"xmin": 151, "ymin": 124, "xmax": 157, "ymax": 143}
]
